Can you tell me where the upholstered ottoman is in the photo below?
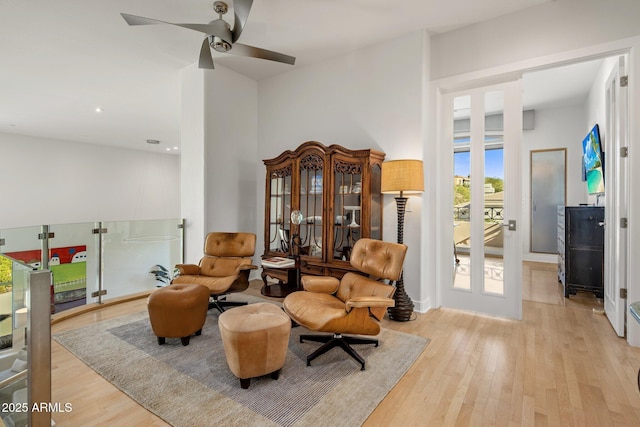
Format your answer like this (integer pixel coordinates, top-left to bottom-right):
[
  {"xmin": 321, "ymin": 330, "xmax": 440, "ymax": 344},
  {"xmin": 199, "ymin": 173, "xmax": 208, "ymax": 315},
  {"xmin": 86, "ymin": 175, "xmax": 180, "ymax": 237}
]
[
  {"xmin": 147, "ymin": 283, "xmax": 210, "ymax": 346},
  {"xmin": 218, "ymin": 302, "xmax": 291, "ymax": 389}
]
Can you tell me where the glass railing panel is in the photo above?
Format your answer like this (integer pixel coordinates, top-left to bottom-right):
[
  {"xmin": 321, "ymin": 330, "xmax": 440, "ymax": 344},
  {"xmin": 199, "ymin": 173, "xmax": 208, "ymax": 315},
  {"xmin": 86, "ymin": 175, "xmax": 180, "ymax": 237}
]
[
  {"xmin": 0, "ymin": 255, "xmax": 31, "ymax": 427},
  {"xmin": 102, "ymin": 219, "xmax": 183, "ymax": 299},
  {"xmin": 47, "ymin": 222, "xmax": 97, "ymax": 313},
  {"xmin": 0, "ymin": 255, "xmax": 30, "ymax": 352},
  {"xmin": 0, "ymin": 226, "xmax": 42, "ymax": 269}
]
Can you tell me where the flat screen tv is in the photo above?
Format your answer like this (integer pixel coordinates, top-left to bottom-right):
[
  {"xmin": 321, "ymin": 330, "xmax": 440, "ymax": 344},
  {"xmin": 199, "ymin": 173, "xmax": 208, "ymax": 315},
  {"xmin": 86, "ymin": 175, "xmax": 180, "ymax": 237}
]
[{"xmin": 582, "ymin": 124, "xmax": 605, "ymax": 195}]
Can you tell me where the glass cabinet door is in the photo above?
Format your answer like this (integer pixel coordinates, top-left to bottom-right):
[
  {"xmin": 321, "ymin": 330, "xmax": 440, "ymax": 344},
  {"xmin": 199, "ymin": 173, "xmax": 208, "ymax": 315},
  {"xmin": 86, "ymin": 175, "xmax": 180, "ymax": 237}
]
[
  {"xmin": 298, "ymin": 154, "xmax": 324, "ymax": 260},
  {"xmin": 370, "ymin": 163, "xmax": 382, "ymax": 240},
  {"xmin": 268, "ymin": 168, "xmax": 292, "ymax": 254},
  {"xmin": 333, "ymin": 160, "xmax": 363, "ymax": 261}
]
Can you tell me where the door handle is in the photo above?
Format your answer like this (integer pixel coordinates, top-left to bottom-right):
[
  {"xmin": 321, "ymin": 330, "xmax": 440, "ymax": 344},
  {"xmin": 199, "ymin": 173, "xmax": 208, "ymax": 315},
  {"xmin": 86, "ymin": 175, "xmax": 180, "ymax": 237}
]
[{"xmin": 502, "ymin": 220, "xmax": 517, "ymax": 231}]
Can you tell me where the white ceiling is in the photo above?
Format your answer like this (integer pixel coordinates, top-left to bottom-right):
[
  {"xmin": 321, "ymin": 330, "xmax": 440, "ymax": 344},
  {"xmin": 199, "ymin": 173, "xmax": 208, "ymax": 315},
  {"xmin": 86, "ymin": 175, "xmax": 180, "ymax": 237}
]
[
  {"xmin": 522, "ymin": 59, "xmax": 606, "ymax": 111},
  {"xmin": 0, "ymin": 0, "xmax": 579, "ymax": 154}
]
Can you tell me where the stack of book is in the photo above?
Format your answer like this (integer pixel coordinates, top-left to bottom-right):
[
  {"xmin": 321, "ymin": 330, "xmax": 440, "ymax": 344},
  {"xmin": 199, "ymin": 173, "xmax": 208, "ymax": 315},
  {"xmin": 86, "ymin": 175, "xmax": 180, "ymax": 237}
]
[{"xmin": 261, "ymin": 256, "xmax": 295, "ymax": 268}]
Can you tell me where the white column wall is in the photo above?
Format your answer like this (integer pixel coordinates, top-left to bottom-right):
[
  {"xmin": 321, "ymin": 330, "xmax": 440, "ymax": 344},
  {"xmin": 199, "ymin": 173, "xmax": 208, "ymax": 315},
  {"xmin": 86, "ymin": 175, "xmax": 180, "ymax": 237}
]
[
  {"xmin": 627, "ymin": 45, "xmax": 640, "ymax": 346},
  {"xmin": 180, "ymin": 64, "xmax": 207, "ymax": 262},
  {"xmin": 204, "ymin": 67, "xmax": 258, "ymax": 234},
  {"xmin": 180, "ymin": 64, "xmax": 259, "ymax": 266}
]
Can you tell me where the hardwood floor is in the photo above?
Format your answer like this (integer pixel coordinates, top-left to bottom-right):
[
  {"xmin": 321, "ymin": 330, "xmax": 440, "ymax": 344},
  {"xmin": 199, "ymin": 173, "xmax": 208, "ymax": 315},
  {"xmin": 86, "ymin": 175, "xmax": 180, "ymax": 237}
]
[{"xmin": 50, "ymin": 264, "xmax": 640, "ymax": 426}]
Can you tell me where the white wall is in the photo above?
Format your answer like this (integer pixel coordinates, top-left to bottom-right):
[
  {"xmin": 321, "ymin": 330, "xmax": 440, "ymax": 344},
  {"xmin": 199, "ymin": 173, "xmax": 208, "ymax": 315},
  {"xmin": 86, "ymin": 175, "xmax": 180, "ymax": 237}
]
[
  {"xmin": 180, "ymin": 64, "xmax": 259, "ymax": 265},
  {"xmin": 180, "ymin": 64, "xmax": 207, "ymax": 262},
  {"xmin": 204, "ymin": 67, "xmax": 258, "ymax": 234},
  {"xmin": 0, "ymin": 132, "xmax": 180, "ymax": 229},
  {"xmin": 431, "ymin": 0, "xmax": 640, "ymax": 80},
  {"xmin": 258, "ymin": 31, "xmax": 429, "ymax": 310},
  {"xmin": 521, "ymin": 105, "xmax": 587, "ymax": 262}
]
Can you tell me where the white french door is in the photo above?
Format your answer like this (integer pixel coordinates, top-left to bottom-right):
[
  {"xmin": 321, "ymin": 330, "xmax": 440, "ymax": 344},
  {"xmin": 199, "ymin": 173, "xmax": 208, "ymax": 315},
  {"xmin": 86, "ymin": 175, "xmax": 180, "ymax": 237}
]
[
  {"xmin": 603, "ymin": 55, "xmax": 629, "ymax": 337},
  {"xmin": 438, "ymin": 80, "xmax": 522, "ymax": 319}
]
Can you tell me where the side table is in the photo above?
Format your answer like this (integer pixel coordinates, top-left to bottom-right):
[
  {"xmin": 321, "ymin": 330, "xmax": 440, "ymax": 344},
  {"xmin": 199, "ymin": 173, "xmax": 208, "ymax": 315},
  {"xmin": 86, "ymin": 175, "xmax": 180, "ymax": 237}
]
[{"xmin": 261, "ymin": 264, "xmax": 301, "ymax": 298}]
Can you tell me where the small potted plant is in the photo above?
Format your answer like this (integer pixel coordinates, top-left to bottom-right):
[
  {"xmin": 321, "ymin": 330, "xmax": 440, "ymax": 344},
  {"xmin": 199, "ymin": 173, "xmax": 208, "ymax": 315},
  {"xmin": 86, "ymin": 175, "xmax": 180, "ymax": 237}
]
[{"xmin": 149, "ymin": 265, "xmax": 178, "ymax": 287}]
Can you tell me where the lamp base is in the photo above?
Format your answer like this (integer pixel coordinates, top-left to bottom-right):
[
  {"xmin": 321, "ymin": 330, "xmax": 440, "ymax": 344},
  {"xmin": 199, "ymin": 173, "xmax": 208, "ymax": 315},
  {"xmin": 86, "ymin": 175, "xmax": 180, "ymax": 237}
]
[{"xmin": 387, "ymin": 273, "xmax": 414, "ymax": 322}]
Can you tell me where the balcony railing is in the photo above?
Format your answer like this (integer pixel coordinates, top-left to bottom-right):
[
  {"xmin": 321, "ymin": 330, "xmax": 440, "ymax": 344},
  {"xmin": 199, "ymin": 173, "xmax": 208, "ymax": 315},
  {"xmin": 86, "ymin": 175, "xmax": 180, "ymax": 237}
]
[
  {"xmin": 0, "ymin": 219, "xmax": 184, "ymax": 314},
  {"xmin": 453, "ymin": 206, "xmax": 504, "ymax": 222},
  {"xmin": 0, "ymin": 258, "xmax": 52, "ymax": 426},
  {"xmin": 0, "ymin": 219, "xmax": 183, "ymax": 426}
]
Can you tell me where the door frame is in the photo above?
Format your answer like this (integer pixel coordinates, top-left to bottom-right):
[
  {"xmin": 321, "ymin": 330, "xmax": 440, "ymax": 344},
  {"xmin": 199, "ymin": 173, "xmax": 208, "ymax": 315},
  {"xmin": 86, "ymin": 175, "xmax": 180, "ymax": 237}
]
[{"xmin": 603, "ymin": 55, "xmax": 629, "ymax": 337}]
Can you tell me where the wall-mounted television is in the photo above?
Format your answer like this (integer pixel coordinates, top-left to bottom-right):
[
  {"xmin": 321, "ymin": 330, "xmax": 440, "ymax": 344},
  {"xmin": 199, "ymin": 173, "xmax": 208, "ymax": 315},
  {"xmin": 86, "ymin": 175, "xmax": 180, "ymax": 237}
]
[{"xmin": 582, "ymin": 124, "xmax": 605, "ymax": 195}]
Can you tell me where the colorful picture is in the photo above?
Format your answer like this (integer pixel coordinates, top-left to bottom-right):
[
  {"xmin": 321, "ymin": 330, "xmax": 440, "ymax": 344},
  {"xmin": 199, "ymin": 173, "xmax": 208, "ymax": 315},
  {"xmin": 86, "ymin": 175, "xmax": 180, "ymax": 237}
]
[
  {"xmin": 582, "ymin": 124, "xmax": 605, "ymax": 195},
  {"xmin": 5, "ymin": 246, "xmax": 87, "ymax": 312}
]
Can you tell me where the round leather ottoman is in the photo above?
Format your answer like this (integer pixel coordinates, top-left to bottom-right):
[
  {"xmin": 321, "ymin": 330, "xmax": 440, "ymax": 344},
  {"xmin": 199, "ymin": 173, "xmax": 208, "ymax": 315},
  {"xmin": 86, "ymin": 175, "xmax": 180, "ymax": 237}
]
[
  {"xmin": 147, "ymin": 283, "xmax": 210, "ymax": 346},
  {"xmin": 218, "ymin": 302, "xmax": 291, "ymax": 389}
]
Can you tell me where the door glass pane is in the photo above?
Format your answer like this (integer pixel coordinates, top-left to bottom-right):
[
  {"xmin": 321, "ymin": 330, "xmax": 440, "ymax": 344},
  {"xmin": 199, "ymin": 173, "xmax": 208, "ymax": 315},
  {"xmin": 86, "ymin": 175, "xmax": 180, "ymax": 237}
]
[
  {"xmin": 453, "ymin": 95, "xmax": 471, "ymax": 290},
  {"xmin": 484, "ymin": 90, "xmax": 504, "ymax": 295}
]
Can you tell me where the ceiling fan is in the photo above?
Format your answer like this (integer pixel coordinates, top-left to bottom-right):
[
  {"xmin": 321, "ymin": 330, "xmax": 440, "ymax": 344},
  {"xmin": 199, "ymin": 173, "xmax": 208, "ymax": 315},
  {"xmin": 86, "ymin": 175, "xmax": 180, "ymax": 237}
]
[{"xmin": 121, "ymin": 0, "xmax": 296, "ymax": 69}]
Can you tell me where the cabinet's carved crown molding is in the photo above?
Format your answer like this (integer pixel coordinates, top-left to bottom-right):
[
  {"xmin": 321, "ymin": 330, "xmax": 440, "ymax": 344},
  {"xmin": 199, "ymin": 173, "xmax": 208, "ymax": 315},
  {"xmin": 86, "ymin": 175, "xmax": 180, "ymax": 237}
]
[
  {"xmin": 300, "ymin": 154, "xmax": 323, "ymax": 170},
  {"xmin": 334, "ymin": 160, "xmax": 361, "ymax": 174},
  {"xmin": 270, "ymin": 165, "xmax": 292, "ymax": 178}
]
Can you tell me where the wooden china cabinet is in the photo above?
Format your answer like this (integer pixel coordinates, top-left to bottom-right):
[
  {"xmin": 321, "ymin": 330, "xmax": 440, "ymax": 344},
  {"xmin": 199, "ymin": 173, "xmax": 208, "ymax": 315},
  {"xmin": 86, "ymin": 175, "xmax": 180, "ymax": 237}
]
[{"xmin": 261, "ymin": 141, "xmax": 385, "ymax": 294}]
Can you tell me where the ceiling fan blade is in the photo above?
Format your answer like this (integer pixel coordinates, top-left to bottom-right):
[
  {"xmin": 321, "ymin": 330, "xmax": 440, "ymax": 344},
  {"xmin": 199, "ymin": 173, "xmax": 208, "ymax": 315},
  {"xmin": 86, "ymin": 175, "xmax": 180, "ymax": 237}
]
[
  {"xmin": 121, "ymin": 13, "xmax": 168, "ymax": 26},
  {"xmin": 199, "ymin": 38, "xmax": 215, "ymax": 70},
  {"xmin": 121, "ymin": 13, "xmax": 232, "ymax": 43},
  {"xmin": 231, "ymin": 0, "xmax": 253, "ymax": 43},
  {"xmin": 229, "ymin": 43, "xmax": 296, "ymax": 65}
]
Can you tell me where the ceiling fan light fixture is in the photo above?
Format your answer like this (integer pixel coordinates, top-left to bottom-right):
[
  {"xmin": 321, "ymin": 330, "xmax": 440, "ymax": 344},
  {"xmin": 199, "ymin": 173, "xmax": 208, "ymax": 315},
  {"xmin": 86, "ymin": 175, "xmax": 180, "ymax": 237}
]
[{"xmin": 210, "ymin": 36, "xmax": 231, "ymax": 53}]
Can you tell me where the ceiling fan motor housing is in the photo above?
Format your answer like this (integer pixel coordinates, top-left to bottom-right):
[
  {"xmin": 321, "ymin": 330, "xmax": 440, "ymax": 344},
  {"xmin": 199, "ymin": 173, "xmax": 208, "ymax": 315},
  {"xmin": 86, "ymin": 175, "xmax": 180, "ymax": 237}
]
[{"xmin": 213, "ymin": 1, "xmax": 228, "ymax": 16}]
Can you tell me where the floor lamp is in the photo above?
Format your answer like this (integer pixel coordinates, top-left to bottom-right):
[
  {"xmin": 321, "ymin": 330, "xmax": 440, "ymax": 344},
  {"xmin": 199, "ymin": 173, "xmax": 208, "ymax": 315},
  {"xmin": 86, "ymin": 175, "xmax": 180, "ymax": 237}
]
[{"xmin": 381, "ymin": 159, "xmax": 424, "ymax": 322}]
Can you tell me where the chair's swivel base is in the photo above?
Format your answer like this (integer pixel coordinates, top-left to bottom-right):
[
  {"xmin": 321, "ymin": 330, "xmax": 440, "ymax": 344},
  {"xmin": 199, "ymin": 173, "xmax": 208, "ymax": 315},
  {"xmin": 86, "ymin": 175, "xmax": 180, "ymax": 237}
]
[
  {"xmin": 208, "ymin": 296, "xmax": 248, "ymax": 313},
  {"xmin": 300, "ymin": 333, "xmax": 378, "ymax": 370}
]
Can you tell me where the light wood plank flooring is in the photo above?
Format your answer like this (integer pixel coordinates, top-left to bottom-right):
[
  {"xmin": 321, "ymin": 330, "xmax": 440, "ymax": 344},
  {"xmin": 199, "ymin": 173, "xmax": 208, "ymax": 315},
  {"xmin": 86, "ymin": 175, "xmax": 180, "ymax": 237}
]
[{"xmin": 50, "ymin": 263, "xmax": 640, "ymax": 426}]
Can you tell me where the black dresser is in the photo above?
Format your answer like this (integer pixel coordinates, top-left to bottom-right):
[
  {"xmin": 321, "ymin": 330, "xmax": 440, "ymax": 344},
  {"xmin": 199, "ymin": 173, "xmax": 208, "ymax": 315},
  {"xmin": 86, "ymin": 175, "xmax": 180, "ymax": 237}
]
[{"xmin": 557, "ymin": 206, "xmax": 604, "ymax": 298}]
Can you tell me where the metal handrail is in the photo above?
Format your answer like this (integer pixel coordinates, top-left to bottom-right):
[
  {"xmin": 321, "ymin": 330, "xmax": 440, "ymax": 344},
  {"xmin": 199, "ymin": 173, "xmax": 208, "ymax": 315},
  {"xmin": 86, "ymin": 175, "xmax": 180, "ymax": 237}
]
[{"xmin": 0, "ymin": 368, "xmax": 27, "ymax": 390}]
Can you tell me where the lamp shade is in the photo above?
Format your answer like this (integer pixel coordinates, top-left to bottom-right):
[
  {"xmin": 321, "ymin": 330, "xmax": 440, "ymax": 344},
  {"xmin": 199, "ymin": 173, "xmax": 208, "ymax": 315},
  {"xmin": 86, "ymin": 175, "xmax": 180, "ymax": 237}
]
[{"xmin": 381, "ymin": 160, "xmax": 424, "ymax": 194}]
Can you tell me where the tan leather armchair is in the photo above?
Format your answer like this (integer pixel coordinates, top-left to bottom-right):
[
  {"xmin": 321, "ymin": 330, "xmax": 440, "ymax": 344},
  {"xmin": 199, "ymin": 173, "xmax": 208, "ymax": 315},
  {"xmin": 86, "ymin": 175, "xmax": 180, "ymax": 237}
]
[
  {"xmin": 283, "ymin": 238, "xmax": 407, "ymax": 370},
  {"xmin": 172, "ymin": 232, "xmax": 258, "ymax": 312}
]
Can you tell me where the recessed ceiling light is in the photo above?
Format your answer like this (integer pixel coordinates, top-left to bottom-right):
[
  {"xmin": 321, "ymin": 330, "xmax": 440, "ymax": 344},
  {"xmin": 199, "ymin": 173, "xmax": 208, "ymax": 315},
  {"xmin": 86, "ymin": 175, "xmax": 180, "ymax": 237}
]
[
  {"xmin": 95, "ymin": 107, "xmax": 103, "ymax": 113},
  {"xmin": 173, "ymin": 147, "xmax": 179, "ymax": 150},
  {"xmin": 165, "ymin": 148, "xmax": 171, "ymax": 152},
  {"xmin": 146, "ymin": 139, "xmax": 160, "ymax": 144}
]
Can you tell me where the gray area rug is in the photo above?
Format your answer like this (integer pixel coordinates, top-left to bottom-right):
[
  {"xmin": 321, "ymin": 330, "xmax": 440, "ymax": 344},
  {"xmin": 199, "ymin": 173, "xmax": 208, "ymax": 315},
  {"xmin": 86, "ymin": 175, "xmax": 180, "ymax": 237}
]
[{"xmin": 53, "ymin": 295, "xmax": 429, "ymax": 427}]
